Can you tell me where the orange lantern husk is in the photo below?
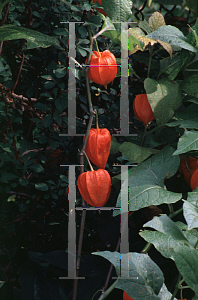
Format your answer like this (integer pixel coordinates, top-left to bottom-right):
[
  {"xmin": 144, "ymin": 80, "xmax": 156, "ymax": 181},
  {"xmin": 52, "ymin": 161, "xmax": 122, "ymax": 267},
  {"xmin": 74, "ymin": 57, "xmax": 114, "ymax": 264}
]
[
  {"xmin": 178, "ymin": 156, "xmax": 198, "ymax": 185},
  {"xmin": 190, "ymin": 168, "xmax": 198, "ymax": 190},
  {"xmin": 133, "ymin": 94, "xmax": 155, "ymax": 125},
  {"xmin": 77, "ymin": 169, "xmax": 111, "ymax": 207},
  {"xmin": 85, "ymin": 50, "xmax": 117, "ymax": 89},
  {"xmin": 83, "ymin": 127, "xmax": 111, "ymax": 169},
  {"xmin": 123, "ymin": 291, "xmax": 134, "ymax": 300}
]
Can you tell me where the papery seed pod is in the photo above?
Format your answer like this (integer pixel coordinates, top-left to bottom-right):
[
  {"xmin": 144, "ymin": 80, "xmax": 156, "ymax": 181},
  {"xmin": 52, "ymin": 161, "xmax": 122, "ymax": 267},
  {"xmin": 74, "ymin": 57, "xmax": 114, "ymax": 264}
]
[
  {"xmin": 85, "ymin": 50, "xmax": 117, "ymax": 89},
  {"xmin": 178, "ymin": 156, "xmax": 198, "ymax": 185},
  {"xmin": 83, "ymin": 127, "xmax": 111, "ymax": 169},
  {"xmin": 133, "ymin": 94, "xmax": 155, "ymax": 125},
  {"xmin": 123, "ymin": 291, "xmax": 134, "ymax": 300},
  {"xmin": 190, "ymin": 168, "xmax": 198, "ymax": 190},
  {"xmin": 77, "ymin": 169, "xmax": 111, "ymax": 207}
]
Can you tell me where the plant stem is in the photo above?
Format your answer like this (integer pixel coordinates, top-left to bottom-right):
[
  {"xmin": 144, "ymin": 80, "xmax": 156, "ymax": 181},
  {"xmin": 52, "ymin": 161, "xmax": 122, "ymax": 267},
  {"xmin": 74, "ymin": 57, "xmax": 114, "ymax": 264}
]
[
  {"xmin": 141, "ymin": 242, "xmax": 152, "ymax": 254},
  {"xmin": 83, "ymin": 150, "xmax": 94, "ymax": 171},
  {"xmin": 147, "ymin": 45, "xmax": 153, "ymax": 78},
  {"xmin": 97, "ymin": 280, "xmax": 118, "ymax": 300},
  {"xmin": 140, "ymin": 124, "xmax": 147, "ymax": 147},
  {"xmin": 95, "ymin": 38, "xmax": 101, "ymax": 57},
  {"xmin": 170, "ymin": 274, "xmax": 182, "ymax": 300},
  {"xmin": 168, "ymin": 207, "xmax": 183, "ymax": 219},
  {"xmin": 72, "ymin": 25, "xmax": 95, "ymax": 300}
]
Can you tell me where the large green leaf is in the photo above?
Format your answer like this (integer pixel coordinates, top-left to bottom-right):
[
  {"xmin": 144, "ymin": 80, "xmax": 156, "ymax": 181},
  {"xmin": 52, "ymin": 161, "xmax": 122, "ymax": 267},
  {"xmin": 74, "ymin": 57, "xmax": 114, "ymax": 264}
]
[
  {"xmin": 182, "ymin": 74, "xmax": 198, "ymax": 97},
  {"xmin": 113, "ymin": 146, "xmax": 181, "ymax": 216},
  {"xmin": 119, "ymin": 142, "xmax": 158, "ymax": 163},
  {"xmin": 140, "ymin": 215, "xmax": 193, "ymax": 259},
  {"xmin": 0, "ymin": 25, "xmax": 61, "ymax": 49},
  {"xmin": 102, "ymin": 0, "xmax": 132, "ymax": 23},
  {"xmin": 159, "ymin": 53, "xmax": 181, "ymax": 80},
  {"xmin": 173, "ymin": 130, "xmax": 198, "ymax": 155},
  {"xmin": 170, "ymin": 246, "xmax": 198, "ymax": 295},
  {"xmin": 93, "ymin": 251, "xmax": 163, "ymax": 300},
  {"xmin": 183, "ymin": 200, "xmax": 198, "ymax": 230},
  {"xmin": 143, "ymin": 214, "xmax": 188, "ymax": 241},
  {"xmin": 186, "ymin": 0, "xmax": 198, "ymax": 18},
  {"xmin": 147, "ymin": 25, "xmax": 198, "ymax": 53},
  {"xmin": 144, "ymin": 78, "xmax": 182, "ymax": 125}
]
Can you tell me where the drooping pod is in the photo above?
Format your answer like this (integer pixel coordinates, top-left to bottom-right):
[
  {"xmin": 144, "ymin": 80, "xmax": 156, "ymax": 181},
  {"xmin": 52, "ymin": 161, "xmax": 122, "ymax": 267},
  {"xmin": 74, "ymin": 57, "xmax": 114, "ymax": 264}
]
[
  {"xmin": 133, "ymin": 94, "xmax": 155, "ymax": 125},
  {"xmin": 85, "ymin": 50, "xmax": 117, "ymax": 89},
  {"xmin": 178, "ymin": 156, "xmax": 198, "ymax": 185},
  {"xmin": 123, "ymin": 291, "xmax": 133, "ymax": 300},
  {"xmin": 77, "ymin": 169, "xmax": 111, "ymax": 207},
  {"xmin": 83, "ymin": 127, "xmax": 111, "ymax": 169}
]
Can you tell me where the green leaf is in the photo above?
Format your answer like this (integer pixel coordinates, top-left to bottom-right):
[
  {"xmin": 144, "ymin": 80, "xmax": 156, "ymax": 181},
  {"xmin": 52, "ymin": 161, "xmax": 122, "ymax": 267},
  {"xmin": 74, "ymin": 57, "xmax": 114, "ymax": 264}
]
[
  {"xmin": 144, "ymin": 78, "xmax": 182, "ymax": 125},
  {"xmin": 114, "ymin": 146, "xmax": 181, "ymax": 216},
  {"xmin": 144, "ymin": 214, "xmax": 188, "ymax": 242},
  {"xmin": 54, "ymin": 67, "xmax": 66, "ymax": 78},
  {"xmin": 43, "ymin": 114, "xmax": 53, "ymax": 128},
  {"xmin": 110, "ymin": 136, "xmax": 120, "ymax": 154},
  {"xmin": 173, "ymin": 130, "xmax": 198, "ymax": 155},
  {"xmin": 147, "ymin": 25, "xmax": 198, "ymax": 52},
  {"xmin": 0, "ymin": 0, "xmax": 10, "ymax": 15},
  {"xmin": 60, "ymin": 175, "xmax": 68, "ymax": 183},
  {"xmin": 29, "ymin": 163, "xmax": 44, "ymax": 173},
  {"xmin": 170, "ymin": 246, "xmax": 198, "ymax": 295},
  {"xmin": 0, "ymin": 281, "xmax": 5, "ymax": 289},
  {"xmin": 175, "ymin": 103, "xmax": 198, "ymax": 121},
  {"xmin": 0, "ymin": 25, "xmax": 61, "ymax": 49},
  {"xmin": 119, "ymin": 142, "xmax": 159, "ymax": 163},
  {"xmin": 159, "ymin": 53, "xmax": 181, "ymax": 80},
  {"xmin": 19, "ymin": 178, "xmax": 29, "ymax": 186},
  {"xmin": 102, "ymin": 0, "xmax": 132, "ymax": 23},
  {"xmin": 157, "ymin": 283, "xmax": 177, "ymax": 300},
  {"xmin": 186, "ymin": 0, "xmax": 198, "ymax": 18},
  {"xmin": 35, "ymin": 183, "xmax": 48, "ymax": 191},
  {"xmin": 182, "ymin": 74, "xmax": 198, "ymax": 97},
  {"xmin": 183, "ymin": 200, "xmax": 198, "ymax": 230},
  {"xmin": 7, "ymin": 194, "xmax": 16, "ymax": 202},
  {"xmin": 0, "ymin": 173, "xmax": 19, "ymax": 182},
  {"xmin": 140, "ymin": 215, "xmax": 190, "ymax": 259},
  {"xmin": 93, "ymin": 251, "xmax": 163, "ymax": 299},
  {"xmin": 84, "ymin": 15, "xmax": 101, "ymax": 26}
]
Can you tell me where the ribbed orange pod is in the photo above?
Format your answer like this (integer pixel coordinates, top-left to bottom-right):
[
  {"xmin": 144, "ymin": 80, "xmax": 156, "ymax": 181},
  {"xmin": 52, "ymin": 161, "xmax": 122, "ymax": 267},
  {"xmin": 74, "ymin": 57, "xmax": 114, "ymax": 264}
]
[
  {"xmin": 123, "ymin": 291, "xmax": 133, "ymax": 300},
  {"xmin": 190, "ymin": 168, "xmax": 198, "ymax": 190},
  {"xmin": 178, "ymin": 157, "xmax": 198, "ymax": 185},
  {"xmin": 93, "ymin": 0, "xmax": 107, "ymax": 16},
  {"xmin": 77, "ymin": 169, "xmax": 111, "ymax": 207},
  {"xmin": 85, "ymin": 50, "xmax": 117, "ymax": 89},
  {"xmin": 83, "ymin": 127, "xmax": 111, "ymax": 169},
  {"xmin": 133, "ymin": 94, "xmax": 155, "ymax": 125}
]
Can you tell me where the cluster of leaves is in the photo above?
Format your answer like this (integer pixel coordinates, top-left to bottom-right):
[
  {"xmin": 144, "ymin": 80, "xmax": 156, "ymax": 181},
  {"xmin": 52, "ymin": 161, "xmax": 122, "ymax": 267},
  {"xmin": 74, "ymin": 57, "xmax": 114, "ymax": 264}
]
[{"xmin": 0, "ymin": 0, "xmax": 198, "ymax": 299}]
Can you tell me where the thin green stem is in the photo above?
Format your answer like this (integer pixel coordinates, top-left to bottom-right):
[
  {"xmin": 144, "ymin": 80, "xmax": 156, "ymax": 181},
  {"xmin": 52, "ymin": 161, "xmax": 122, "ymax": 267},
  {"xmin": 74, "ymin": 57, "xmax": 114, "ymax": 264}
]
[
  {"xmin": 169, "ymin": 274, "xmax": 182, "ymax": 300},
  {"xmin": 141, "ymin": 242, "xmax": 152, "ymax": 254},
  {"xmin": 95, "ymin": 110, "xmax": 99, "ymax": 130},
  {"xmin": 140, "ymin": 124, "xmax": 147, "ymax": 147},
  {"xmin": 95, "ymin": 38, "xmax": 101, "ymax": 57},
  {"xmin": 168, "ymin": 207, "xmax": 183, "ymax": 219},
  {"xmin": 97, "ymin": 280, "xmax": 118, "ymax": 300},
  {"xmin": 83, "ymin": 150, "xmax": 94, "ymax": 171},
  {"xmin": 168, "ymin": 204, "xmax": 174, "ymax": 215},
  {"xmin": 147, "ymin": 45, "xmax": 153, "ymax": 78}
]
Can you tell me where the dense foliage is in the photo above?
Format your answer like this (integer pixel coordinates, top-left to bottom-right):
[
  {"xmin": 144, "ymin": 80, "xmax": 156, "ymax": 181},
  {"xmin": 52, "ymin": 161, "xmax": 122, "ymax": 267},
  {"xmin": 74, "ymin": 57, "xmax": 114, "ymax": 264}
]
[{"xmin": 0, "ymin": 0, "xmax": 198, "ymax": 299}]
